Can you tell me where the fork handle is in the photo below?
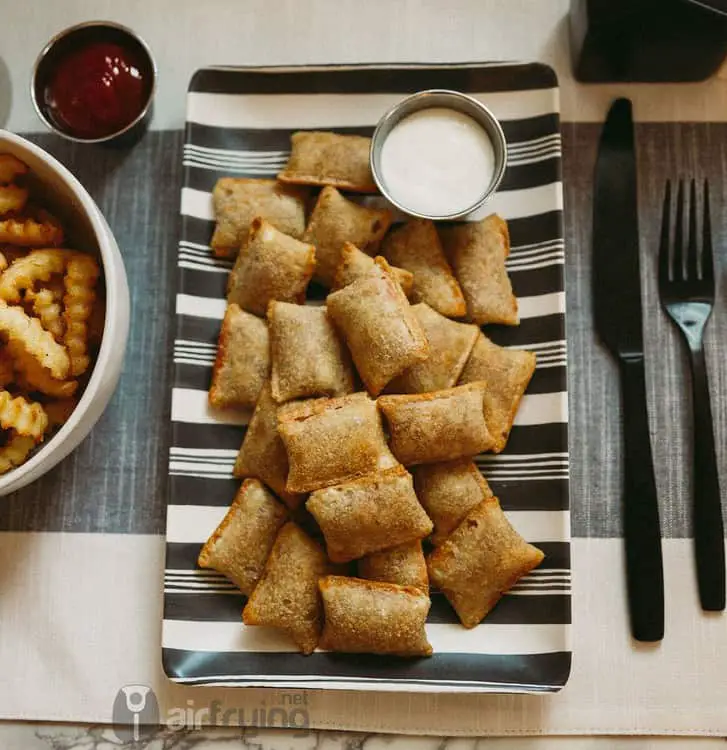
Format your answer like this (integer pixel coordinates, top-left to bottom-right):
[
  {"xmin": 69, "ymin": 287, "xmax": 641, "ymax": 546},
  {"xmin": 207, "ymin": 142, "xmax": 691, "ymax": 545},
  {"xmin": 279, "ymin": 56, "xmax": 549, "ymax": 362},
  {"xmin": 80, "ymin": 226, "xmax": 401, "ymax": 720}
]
[
  {"xmin": 619, "ymin": 354, "xmax": 665, "ymax": 641},
  {"xmin": 688, "ymin": 346, "xmax": 726, "ymax": 611}
]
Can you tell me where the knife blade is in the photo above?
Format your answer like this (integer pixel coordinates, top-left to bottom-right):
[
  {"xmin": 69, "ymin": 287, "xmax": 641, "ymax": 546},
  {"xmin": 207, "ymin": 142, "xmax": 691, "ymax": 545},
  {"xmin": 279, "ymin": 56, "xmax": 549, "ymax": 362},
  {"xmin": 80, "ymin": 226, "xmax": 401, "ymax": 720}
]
[{"xmin": 593, "ymin": 97, "xmax": 665, "ymax": 642}]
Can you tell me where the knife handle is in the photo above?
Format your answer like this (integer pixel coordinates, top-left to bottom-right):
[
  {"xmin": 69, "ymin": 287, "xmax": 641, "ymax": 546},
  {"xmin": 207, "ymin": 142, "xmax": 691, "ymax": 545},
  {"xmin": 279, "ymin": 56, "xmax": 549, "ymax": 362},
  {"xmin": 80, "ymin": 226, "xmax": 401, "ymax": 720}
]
[{"xmin": 619, "ymin": 354, "xmax": 665, "ymax": 642}]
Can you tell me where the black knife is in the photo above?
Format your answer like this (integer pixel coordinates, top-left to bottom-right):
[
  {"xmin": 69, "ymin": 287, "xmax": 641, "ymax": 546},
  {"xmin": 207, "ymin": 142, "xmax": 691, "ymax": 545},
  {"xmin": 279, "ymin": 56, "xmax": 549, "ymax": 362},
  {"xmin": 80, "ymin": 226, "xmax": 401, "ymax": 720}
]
[{"xmin": 593, "ymin": 98, "xmax": 665, "ymax": 642}]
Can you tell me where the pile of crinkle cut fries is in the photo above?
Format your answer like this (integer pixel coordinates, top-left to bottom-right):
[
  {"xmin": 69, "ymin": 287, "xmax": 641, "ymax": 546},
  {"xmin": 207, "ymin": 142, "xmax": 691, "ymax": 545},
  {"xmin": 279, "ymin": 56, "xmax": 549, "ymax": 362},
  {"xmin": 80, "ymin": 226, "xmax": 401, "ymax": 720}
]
[{"xmin": 0, "ymin": 153, "xmax": 102, "ymax": 473}]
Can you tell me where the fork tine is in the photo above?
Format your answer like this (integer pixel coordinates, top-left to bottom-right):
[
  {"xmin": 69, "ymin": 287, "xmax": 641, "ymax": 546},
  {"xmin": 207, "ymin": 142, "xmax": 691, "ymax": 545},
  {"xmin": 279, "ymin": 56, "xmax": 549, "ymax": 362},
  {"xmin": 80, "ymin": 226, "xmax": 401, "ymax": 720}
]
[
  {"xmin": 702, "ymin": 179, "xmax": 714, "ymax": 283},
  {"xmin": 673, "ymin": 179, "xmax": 685, "ymax": 281},
  {"xmin": 687, "ymin": 179, "xmax": 698, "ymax": 281},
  {"xmin": 659, "ymin": 181, "xmax": 672, "ymax": 287}
]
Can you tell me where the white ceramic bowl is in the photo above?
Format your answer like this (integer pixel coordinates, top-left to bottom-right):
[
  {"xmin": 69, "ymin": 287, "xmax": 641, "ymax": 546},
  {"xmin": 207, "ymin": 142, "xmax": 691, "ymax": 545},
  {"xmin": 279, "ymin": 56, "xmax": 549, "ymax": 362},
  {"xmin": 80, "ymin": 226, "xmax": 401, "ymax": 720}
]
[{"xmin": 0, "ymin": 130, "xmax": 130, "ymax": 495}]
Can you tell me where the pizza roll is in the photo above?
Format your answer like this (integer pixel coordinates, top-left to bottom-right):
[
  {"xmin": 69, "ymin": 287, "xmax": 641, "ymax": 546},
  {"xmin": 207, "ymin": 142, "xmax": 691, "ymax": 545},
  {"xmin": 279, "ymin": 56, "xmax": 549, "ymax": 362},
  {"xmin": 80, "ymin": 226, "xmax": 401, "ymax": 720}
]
[
  {"xmin": 439, "ymin": 214, "xmax": 518, "ymax": 325},
  {"xmin": 412, "ymin": 459, "xmax": 493, "ymax": 545},
  {"xmin": 427, "ymin": 497, "xmax": 544, "ymax": 627},
  {"xmin": 243, "ymin": 522, "xmax": 332, "ymax": 654},
  {"xmin": 303, "ymin": 186, "xmax": 392, "ymax": 287},
  {"xmin": 378, "ymin": 383, "xmax": 494, "ymax": 466},
  {"xmin": 268, "ymin": 301, "xmax": 354, "ymax": 403},
  {"xmin": 319, "ymin": 576, "xmax": 432, "ymax": 657},
  {"xmin": 327, "ymin": 267, "xmax": 429, "ymax": 396},
  {"xmin": 210, "ymin": 177, "xmax": 307, "ymax": 258},
  {"xmin": 307, "ymin": 466, "xmax": 432, "ymax": 562},
  {"xmin": 387, "ymin": 303, "xmax": 479, "ymax": 394},
  {"xmin": 334, "ymin": 242, "xmax": 413, "ymax": 297},
  {"xmin": 278, "ymin": 131, "xmax": 377, "ymax": 193},
  {"xmin": 382, "ymin": 219, "xmax": 466, "ymax": 317},
  {"xmin": 209, "ymin": 304, "xmax": 270, "ymax": 410},
  {"xmin": 358, "ymin": 540, "xmax": 428, "ymax": 593},
  {"xmin": 278, "ymin": 392, "xmax": 397, "ymax": 493},
  {"xmin": 198, "ymin": 478, "xmax": 288, "ymax": 595},
  {"xmin": 234, "ymin": 382, "xmax": 304, "ymax": 509},
  {"xmin": 227, "ymin": 218, "xmax": 315, "ymax": 316},
  {"xmin": 459, "ymin": 332, "xmax": 536, "ymax": 453}
]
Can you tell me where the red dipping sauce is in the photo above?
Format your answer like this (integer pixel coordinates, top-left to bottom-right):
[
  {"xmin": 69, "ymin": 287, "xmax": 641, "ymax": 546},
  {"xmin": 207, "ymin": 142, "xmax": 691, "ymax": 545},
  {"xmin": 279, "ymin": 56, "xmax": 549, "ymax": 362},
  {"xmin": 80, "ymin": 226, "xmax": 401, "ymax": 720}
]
[{"xmin": 44, "ymin": 41, "xmax": 149, "ymax": 140}]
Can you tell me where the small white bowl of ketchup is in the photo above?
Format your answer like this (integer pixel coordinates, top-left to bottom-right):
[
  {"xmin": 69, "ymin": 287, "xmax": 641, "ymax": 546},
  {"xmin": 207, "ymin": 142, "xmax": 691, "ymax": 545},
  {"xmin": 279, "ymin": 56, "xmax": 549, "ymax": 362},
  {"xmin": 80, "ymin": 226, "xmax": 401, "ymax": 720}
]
[{"xmin": 31, "ymin": 21, "xmax": 157, "ymax": 145}]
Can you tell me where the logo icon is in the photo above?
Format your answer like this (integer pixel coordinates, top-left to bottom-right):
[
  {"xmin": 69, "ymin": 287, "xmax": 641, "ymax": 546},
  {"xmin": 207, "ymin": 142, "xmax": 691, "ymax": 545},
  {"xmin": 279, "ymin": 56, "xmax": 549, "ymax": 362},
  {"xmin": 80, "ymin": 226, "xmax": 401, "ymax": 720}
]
[{"xmin": 112, "ymin": 684, "xmax": 159, "ymax": 742}]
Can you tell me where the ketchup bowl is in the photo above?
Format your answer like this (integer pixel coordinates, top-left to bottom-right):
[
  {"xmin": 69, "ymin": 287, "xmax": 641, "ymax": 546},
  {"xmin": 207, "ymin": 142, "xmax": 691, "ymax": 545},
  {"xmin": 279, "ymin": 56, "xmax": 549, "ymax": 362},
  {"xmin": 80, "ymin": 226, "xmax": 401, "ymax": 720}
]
[{"xmin": 31, "ymin": 21, "xmax": 157, "ymax": 145}]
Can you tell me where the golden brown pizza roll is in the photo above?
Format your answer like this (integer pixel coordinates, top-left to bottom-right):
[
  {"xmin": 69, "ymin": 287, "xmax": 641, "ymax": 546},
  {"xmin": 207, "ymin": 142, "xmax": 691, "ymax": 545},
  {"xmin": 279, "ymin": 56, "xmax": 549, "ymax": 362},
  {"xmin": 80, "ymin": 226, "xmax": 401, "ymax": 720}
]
[
  {"xmin": 210, "ymin": 177, "xmax": 307, "ymax": 258},
  {"xmin": 412, "ymin": 459, "xmax": 493, "ymax": 545},
  {"xmin": 378, "ymin": 383, "xmax": 494, "ymax": 466},
  {"xmin": 327, "ymin": 266, "xmax": 429, "ymax": 396},
  {"xmin": 387, "ymin": 303, "xmax": 479, "ymax": 394},
  {"xmin": 278, "ymin": 131, "xmax": 377, "ymax": 193},
  {"xmin": 358, "ymin": 540, "xmax": 428, "ymax": 593},
  {"xmin": 197, "ymin": 478, "xmax": 288, "ymax": 595},
  {"xmin": 243, "ymin": 522, "xmax": 332, "ymax": 654},
  {"xmin": 427, "ymin": 496, "xmax": 544, "ymax": 627},
  {"xmin": 334, "ymin": 242, "xmax": 414, "ymax": 297},
  {"xmin": 307, "ymin": 466, "xmax": 433, "ymax": 563},
  {"xmin": 227, "ymin": 217, "xmax": 315, "ymax": 317},
  {"xmin": 439, "ymin": 214, "xmax": 518, "ymax": 325},
  {"xmin": 208, "ymin": 304, "xmax": 270, "ymax": 410},
  {"xmin": 268, "ymin": 301, "xmax": 354, "ymax": 403},
  {"xmin": 458, "ymin": 332, "xmax": 536, "ymax": 453},
  {"xmin": 382, "ymin": 219, "xmax": 466, "ymax": 317},
  {"xmin": 319, "ymin": 576, "xmax": 432, "ymax": 656},
  {"xmin": 233, "ymin": 382, "xmax": 304, "ymax": 509},
  {"xmin": 303, "ymin": 186, "xmax": 392, "ymax": 287},
  {"xmin": 278, "ymin": 392, "xmax": 397, "ymax": 493}
]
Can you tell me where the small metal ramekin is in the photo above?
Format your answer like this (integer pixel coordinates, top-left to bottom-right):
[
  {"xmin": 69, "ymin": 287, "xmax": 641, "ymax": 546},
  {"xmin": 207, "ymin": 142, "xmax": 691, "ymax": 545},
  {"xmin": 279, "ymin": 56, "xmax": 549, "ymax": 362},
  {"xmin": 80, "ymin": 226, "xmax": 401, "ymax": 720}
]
[
  {"xmin": 370, "ymin": 89, "xmax": 508, "ymax": 221},
  {"xmin": 31, "ymin": 21, "xmax": 157, "ymax": 146}
]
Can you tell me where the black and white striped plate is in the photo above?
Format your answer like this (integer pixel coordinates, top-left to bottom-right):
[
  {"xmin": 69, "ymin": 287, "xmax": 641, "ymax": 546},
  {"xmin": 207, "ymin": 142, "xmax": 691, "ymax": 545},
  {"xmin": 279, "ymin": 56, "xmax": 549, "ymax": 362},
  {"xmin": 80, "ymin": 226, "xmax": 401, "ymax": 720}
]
[{"xmin": 163, "ymin": 63, "xmax": 571, "ymax": 693}]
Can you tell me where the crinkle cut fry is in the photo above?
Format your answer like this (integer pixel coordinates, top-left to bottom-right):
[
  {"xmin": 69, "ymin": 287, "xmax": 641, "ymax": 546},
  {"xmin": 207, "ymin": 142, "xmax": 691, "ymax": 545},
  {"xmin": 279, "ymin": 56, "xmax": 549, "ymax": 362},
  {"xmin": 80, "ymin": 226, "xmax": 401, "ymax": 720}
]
[
  {"xmin": 0, "ymin": 299, "xmax": 70, "ymax": 379},
  {"xmin": 0, "ymin": 185, "xmax": 29, "ymax": 216},
  {"xmin": 8, "ymin": 339, "xmax": 77, "ymax": 398},
  {"xmin": 0, "ymin": 432, "xmax": 35, "ymax": 473},
  {"xmin": 0, "ymin": 389, "xmax": 48, "ymax": 440},
  {"xmin": 0, "ymin": 215, "xmax": 64, "ymax": 247},
  {"xmin": 26, "ymin": 286, "xmax": 65, "ymax": 340},
  {"xmin": 63, "ymin": 253, "xmax": 100, "ymax": 376},
  {"xmin": 0, "ymin": 154, "xmax": 28, "ymax": 185},
  {"xmin": 0, "ymin": 248, "xmax": 70, "ymax": 303}
]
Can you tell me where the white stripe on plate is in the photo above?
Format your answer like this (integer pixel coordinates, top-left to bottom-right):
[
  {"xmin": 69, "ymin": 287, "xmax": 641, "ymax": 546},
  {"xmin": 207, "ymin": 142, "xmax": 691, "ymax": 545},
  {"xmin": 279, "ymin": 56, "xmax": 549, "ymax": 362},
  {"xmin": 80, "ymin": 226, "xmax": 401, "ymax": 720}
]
[
  {"xmin": 176, "ymin": 294, "xmax": 227, "ymax": 319},
  {"xmin": 508, "ymin": 133, "xmax": 562, "ymax": 152},
  {"xmin": 510, "ymin": 241, "xmax": 564, "ymax": 258},
  {"xmin": 179, "ymin": 241, "xmax": 214, "ymax": 252},
  {"xmin": 514, "ymin": 391, "xmax": 568, "ymax": 425},
  {"xmin": 180, "ymin": 181, "xmax": 562, "ymax": 224},
  {"xmin": 170, "ymin": 448, "xmax": 238, "ymax": 458},
  {"xmin": 507, "ymin": 253, "xmax": 564, "ymax": 270},
  {"xmin": 183, "ymin": 161, "xmax": 281, "ymax": 175},
  {"xmin": 179, "ymin": 261, "xmax": 231, "ymax": 274},
  {"xmin": 174, "ymin": 358, "xmax": 214, "ymax": 367},
  {"xmin": 163, "ymin": 618, "xmax": 569, "ymax": 656},
  {"xmin": 176, "ymin": 339, "xmax": 217, "ymax": 348},
  {"xmin": 166, "ymin": 505, "xmax": 567, "ymax": 545},
  {"xmin": 168, "ymin": 462, "xmax": 234, "ymax": 476},
  {"xmin": 171, "ymin": 387, "xmax": 250, "ymax": 426},
  {"xmin": 184, "ymin": 145, "xmax": 289, "ymax": 160},
  {"xmin": 186, "ymin": 88, "xmax": 558, "ymax": 130},
  {"xmin": 478, "ymin": 451, "xmax": 568, "ymax": 461},
  {"xmin": 517, "ymin": 291, "xmax": 565, "ymax": 319}
]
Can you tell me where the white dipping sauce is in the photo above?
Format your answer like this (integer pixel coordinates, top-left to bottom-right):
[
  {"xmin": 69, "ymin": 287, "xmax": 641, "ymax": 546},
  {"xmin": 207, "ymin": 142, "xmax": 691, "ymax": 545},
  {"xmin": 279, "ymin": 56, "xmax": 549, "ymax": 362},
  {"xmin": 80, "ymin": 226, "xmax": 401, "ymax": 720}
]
[{"xmin": 379, "ymin": 107, "xmax": 495, "ymax": 216}]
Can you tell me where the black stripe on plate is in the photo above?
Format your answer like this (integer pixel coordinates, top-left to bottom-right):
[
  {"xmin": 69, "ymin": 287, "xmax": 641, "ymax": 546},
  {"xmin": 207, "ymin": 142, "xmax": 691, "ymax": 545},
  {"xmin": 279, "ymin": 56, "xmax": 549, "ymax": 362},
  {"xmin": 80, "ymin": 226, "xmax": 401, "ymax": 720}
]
[
  {"xmin": 184, "ymin": 216, "xmax": 215, "ymax": 247},
  {"xmin": 484, "ymin": 314, "xmax": 565, "ymax": 348},
  {"xmin": 488, "ymin": 479, "xmax": 569, "ymax": 511},
  {"xmin": 184, "ymin": 156, "xmax": 560, "ymax": 195},
  {"xmin": 186, "ymin": 115, "xmax": 558, "ymax": 154},
  {"xmin": 524, "ymin": 365, "xmax": 567, "ymax": 395},
  {"xmin": 163, "ymin": 590, "xmax": 569, "ymax": 626},
  {"xmin": 189, "ymin": 64, "xmax": 557, "ymax": 96},
  {"xmin": 168, "ymin": 475, "xmax": 242, "ymax": 506},
  {"xmin": 163, "ymin": 647, "xmax": 570, "ymax": 689},
  {"xmin": 176, "ymin": 315, "xmax": 221, "ymax": 344},
  {"xmin": 499, "ymin": 159, "xmax": 560, "ymax": 193},
  {"xmin": 165, "ymin": 541, "xmax": 570, "ymax": 574},
  {"xmin": 509, "ymin": 262, "xmax": 564, "ymax": 299},
  {"xmin": 175, "ymin": 362, "xmax": 215, "ymax": 390},
  {"xmin": 499, "ymin": 423, "xmax": 568, "ymax": 456},
  {"xmin": 173, "ymin": 422, "xmax": 245, "ymax": 451},
  {"xmin": 507, "ymin": 211, "xmax": 562, "ymax": 248}
]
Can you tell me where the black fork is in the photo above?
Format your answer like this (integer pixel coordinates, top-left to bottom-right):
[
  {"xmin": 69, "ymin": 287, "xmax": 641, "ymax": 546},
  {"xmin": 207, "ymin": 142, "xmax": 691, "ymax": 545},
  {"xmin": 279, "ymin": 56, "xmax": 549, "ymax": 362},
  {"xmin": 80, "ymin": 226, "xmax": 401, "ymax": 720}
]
[{"xmin": 658, "ymin": 179, "xmax": 725, "ymax": 611}]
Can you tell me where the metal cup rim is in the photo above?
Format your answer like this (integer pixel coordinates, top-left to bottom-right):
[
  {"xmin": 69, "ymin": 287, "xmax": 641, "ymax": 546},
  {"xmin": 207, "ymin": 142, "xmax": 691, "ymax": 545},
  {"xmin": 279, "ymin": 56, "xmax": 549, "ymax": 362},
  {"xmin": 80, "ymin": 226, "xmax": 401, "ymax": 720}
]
[
  {"xmin": 30, "ymin": 20, "xmax": 158, "ymax": 144},
  {"xmin": 369, "ymin": 89, "xmax": 508, "ymax": 221}
]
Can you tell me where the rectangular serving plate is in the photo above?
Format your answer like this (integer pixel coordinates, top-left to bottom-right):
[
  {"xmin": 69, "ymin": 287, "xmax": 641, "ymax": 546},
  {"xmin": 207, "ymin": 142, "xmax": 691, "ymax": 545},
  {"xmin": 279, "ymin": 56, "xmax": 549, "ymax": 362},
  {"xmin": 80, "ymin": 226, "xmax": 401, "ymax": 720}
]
[{"xmin": 163, "ymin": 62, "xmax": 571, "ymax": 693}]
